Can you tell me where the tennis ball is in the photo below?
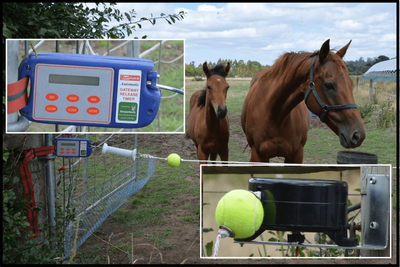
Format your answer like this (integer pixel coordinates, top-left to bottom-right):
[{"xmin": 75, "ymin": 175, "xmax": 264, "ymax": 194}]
[
  {"xmin": 215, "ymin": 189, "xmax": 264, "ymax": 239},
  {"xmin": 167, "ymin": 153, "xmax": 181, "ymax": 167}
]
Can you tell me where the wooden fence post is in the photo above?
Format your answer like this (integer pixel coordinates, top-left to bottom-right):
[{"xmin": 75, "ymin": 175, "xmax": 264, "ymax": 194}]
[
  {"xmin": 356, "ymin": 77, "xmax": 359, "ymax": 91},
  {"xmin": 360, "ymin": 165, "xmax": 391, "ymax": 257},
  {"xmin": 369, "ymin": 79, "xmax": 373, "ymax": 101}
]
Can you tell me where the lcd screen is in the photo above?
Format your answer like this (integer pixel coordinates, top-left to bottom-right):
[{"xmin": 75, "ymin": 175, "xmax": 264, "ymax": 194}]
[
  {"xmin": 49, "ymin": 74, "xmax": 100, "ymax": 86},
  {"xmin": 60, "ymin": 142, "xmax": 77, "ymax": 146}
]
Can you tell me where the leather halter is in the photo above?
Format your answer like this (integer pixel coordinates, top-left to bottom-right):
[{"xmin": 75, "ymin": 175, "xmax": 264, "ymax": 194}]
[{"xmin": 304, "ymin": 56, "xmax": 358, "ymax": 123}]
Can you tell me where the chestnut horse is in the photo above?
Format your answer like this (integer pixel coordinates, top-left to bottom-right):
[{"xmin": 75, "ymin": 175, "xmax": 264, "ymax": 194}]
[
  {"xmin": 188, "ymin": 62, "xmax": 230, "ymax": 164},
  {"xmin": 241, "ymin": 39, "xmax": 365, "ymax": 163}
]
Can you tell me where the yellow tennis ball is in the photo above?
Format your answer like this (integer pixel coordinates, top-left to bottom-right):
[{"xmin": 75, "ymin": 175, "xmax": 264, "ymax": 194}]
[
  {"xmin": 215, "ymin": 189, "xmax": 264, "ymax": 239},
  {"xmin": 167, "ymin": 153, "xmax": 181, "ymax": 167}
]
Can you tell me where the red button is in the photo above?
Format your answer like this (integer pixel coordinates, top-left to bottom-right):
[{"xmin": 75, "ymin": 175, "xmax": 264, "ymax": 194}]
[
  {"xmin": 67, "ymin": 94, "xmax": 79, "ymax": 102},
  {"xmin": 45, "ymin": 105, "xmax": 58, "ymax": 113},
  {"xmin": 87, "ymin": 107, "xmax": 100, "ymax": 115},
  {"xmin": 88, "ymin": 96, "xmax": 100, "ymax": 104},
  {"xmin": 46, "ymin": 93, "xmax": 58, "ymax": 101},
  {"xmin": 66, "ymin": 106, "xmax": 79, "ymax": 114}
]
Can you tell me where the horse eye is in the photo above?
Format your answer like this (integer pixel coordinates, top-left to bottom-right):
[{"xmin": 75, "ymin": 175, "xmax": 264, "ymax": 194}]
[
  {"xmin": 324, "ymin": 83, "xmax": 335, "ymax": 90},
  {"xmin": 207, "ymin": 85, "xmax": 212, "ymax": 90},
  {"xmin": 226, "ymin": 86, "xmax": 230, "ymax": 91}
]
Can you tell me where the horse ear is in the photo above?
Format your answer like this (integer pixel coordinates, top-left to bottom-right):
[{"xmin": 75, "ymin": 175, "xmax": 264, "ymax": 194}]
[
  {"xmin": 336, "ymin": 40, "xmax": 352, "ymax": 59},
  {"xmin": 224, "ymin": 62, "xmax": 231, "ymax": 75},
  {"xmin": 203, "ymin": 61, "xmax": 210, "ymax": 76},
  {"xmin": 318, "ymin": 39, "xmax": 330, "ymax": 63}
]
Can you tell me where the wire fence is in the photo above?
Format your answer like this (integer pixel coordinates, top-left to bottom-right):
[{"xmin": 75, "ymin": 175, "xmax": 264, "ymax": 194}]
[{"xmin": 51, "ymin": 133, "xmax": 156, "ymax": 258}]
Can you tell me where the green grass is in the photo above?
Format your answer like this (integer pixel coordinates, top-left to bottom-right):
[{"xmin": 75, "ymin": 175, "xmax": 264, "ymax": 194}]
[{"xmin": 106, "ymin": 144, "xmax": 199, "ymax": 248}]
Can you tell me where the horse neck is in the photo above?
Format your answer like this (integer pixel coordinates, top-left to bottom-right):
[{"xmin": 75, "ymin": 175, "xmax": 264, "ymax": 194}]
[
  {"xmin": 266, "ymin": 61, "xmax": 311, "ymax": 123},
  {"xmin": 204, "ymin": 96, "xmax": 221, "ymax": 128}
]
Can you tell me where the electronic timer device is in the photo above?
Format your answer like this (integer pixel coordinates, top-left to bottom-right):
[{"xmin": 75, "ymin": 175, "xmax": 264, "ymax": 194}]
[
  {"xmin": 54, "ymin": 138, "xmax": 92, "ymax": 157},
  {"xmin": 18, "ymin": 52, "xmax": 161, "ymax": 128}
]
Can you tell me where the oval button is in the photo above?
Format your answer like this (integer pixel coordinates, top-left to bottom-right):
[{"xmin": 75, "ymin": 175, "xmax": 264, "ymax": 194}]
[
  {"xmin": 67, "ymin": 94, "xmax": 79, "ymax": 102},
  {"xmin": 45, "ymin": 105, "xmax": 58, "ymax": 113},
  {"xmin": 87, "ymin": 107, "xmax": 100, "ymax": 115},
  {"xmin": 66, "ymin": 106, "xmax": 79, "ymax": 114},
  {"xmin": 46, "ymin": 93, "xmax": 58, "ymax": 101},
  {"xmin": 88, "ymin": 96, "xmax": 100, "ymax": 104}
]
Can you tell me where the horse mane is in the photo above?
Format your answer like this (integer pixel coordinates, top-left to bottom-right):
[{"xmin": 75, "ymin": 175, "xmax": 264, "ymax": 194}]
[
  {"xmin": 197, "ymin": 89, "xmax": 207, "ymax": 107},
  {"xmin": 197, "ymin": 62, "xmax": 229, "ymax": 107},
  {"xmin": 259, "ymin": 49, "xmax": 347, "ymax": 84}
]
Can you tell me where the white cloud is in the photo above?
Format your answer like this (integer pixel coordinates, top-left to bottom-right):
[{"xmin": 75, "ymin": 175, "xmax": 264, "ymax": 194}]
[{"xmin": 106, "ymin": 2, "xmax": 396, "ymax": 66}]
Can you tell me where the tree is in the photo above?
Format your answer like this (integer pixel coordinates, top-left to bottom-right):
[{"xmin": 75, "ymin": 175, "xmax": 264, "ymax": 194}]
[{"xmin": 2, "ymin": 2, "xmax": 186, "ymax": 39}]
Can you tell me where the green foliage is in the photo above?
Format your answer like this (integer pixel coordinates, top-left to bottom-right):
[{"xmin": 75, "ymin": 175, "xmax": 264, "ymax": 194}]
[
  {"xmin": 205, "ymin": 241, "xmax": 214, "ymax": 257},
  {"xmin": 376, "ymin": 98, "xmax": 396, "ymax": 129},
  {"xmin": 185, "ymin": 58, "xmax": 270, "ymax": 78},
  {"xmin": 2, "ymin": 3, "xmax": 186, "ymax": 39},
  {"xmin": 2, "ymin": 147, "xmax": 88, "ymax": 264},
  {"xmin": 358, "ymin": 101, "xmax": 376, "ymax": 119}
]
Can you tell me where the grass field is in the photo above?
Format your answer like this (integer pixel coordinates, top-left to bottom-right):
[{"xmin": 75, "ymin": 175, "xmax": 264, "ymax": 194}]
[{"xmin": 185, "ymin": 76, "xmax": 397, "ymax": 166}]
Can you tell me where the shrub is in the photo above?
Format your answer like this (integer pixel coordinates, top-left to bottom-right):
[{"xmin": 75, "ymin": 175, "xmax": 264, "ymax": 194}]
[
  {"xmin": 358, "ymin": 101, "xmax": 376, "ymax": 119},
  {"xmin": 376, "ymin": 98, "xmax": 396, "ymax": 129}
]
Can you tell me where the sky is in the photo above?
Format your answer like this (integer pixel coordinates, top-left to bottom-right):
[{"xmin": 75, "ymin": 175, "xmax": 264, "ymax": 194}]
[{"xmin": 97, "ymin": 2, "xmax": 397, "ymax": 67}]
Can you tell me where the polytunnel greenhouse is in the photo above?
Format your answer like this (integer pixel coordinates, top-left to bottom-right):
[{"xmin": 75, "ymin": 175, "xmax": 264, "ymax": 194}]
[{"xmin": 361, "ymin": 58, "xmax": 397, "ymax": 83}]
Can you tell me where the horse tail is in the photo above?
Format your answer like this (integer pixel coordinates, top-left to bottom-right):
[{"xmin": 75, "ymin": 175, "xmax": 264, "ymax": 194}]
[{"xmin": 242, "ymin": 144, "xmax": 249, "ymax": 153}]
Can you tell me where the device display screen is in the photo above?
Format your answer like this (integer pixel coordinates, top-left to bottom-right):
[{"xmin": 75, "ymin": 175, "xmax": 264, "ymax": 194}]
[
  {"xmin": 49, "ymin": 74, "xmax": 100, "ymax": 86},
  {"xmin": 60, "ymin": 142, "xmax": 76, "ymax": 146}
]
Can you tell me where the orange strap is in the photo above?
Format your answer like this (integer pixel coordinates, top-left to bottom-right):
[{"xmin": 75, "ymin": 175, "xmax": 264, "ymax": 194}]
[{"xmin": 7, "ymin": 77, "xmax": 29, "ymax": 113}]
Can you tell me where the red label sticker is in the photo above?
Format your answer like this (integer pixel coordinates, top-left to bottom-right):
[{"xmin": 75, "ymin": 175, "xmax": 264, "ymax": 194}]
[
  {"xmin": 120, "ymin": 74, "xmax": 140, "ymax": 81},
  {"xmin": 45, "ymin": 105, "xmax": 58, "ymax": 113},
  {"xmin": 46, "ymin": 93, "xmax": 59, "ymax": 101},
  {"xmin": 66, "ymin": 106, "xmax": 79, "ymax": 114}
]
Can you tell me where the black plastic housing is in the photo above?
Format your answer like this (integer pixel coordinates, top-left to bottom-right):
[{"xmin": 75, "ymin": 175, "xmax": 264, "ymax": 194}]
[{"xmin": 234, "ymin": 178, "xmax": 358, "ymax": 247}]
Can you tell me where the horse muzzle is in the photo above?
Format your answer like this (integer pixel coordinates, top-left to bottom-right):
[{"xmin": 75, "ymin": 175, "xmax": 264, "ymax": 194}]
[
  {"xmin": 339, "ymin": 129, "xmax": 365, "ymax": 149},
  {"xmin": 215, "ymin": 105, "xmax": 228, "ymax": 119}
]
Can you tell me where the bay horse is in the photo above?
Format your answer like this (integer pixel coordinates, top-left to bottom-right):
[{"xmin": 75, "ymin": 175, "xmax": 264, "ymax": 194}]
[
  {"xmin": 241, "ymin": 39, "xmax": 365, "ymax": 163},
  {"xmin": 188, "ymin": 61, "xmax": 230, "ymax": 164}
]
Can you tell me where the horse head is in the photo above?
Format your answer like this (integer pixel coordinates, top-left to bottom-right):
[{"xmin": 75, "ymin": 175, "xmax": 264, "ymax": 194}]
[
  {"xmin": 202, "ymin": 61, "xmax": 230, "ymax": 119},
  {"xmin": 304, "ymin": 39, "xmax": 365, "ymax": 148}
]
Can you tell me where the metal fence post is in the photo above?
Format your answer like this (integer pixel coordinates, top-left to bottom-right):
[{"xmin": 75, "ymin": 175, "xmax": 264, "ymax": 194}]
[{"xmin": 45, "ymin": 134, "xmax": 56, "ymax": 249}]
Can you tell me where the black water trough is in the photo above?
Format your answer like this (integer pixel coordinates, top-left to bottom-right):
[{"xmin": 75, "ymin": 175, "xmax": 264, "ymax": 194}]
[{"xmin": 337, "ymin": 151, "xmax": 378, "ymax": 164}]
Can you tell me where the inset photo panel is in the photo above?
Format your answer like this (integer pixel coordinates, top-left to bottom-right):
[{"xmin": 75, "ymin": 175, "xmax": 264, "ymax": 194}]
[
  {"xmin": 201, "ymin": 164, "xmax": 393, "ymax": 259},
  {"xmin": 6, "ymin": 39, "xmax": 184, "ymax": 133}
]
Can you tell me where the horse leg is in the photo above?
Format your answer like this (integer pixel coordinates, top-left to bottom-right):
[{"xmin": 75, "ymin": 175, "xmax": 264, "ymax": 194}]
[
  {"xmin": 197, "ymin": 146, "xmax": 209, "ymax": 165},
  {"xmin": 210, "ymin": 152, "xmax": 217, "ymax": 164},
  {"xmin": 218, "ymin": 145, "xmax": 229, "ymax": 164},
  {"xmin": 285, "ymin": 147, "xmax": 304, "ymax": 163},
  {"xmin": 251, "ymin": 144, "xmax": 270, "ymax": 162}
]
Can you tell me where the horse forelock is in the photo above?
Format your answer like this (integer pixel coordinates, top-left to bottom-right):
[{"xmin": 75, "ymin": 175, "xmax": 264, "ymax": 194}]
[
  {"xmin": 197, "ymin": 88, "xmax": 207, "ymax": 107},
  {"xmin": 207, "ymin": 62, "xmax": 228, "ymax": 78}
]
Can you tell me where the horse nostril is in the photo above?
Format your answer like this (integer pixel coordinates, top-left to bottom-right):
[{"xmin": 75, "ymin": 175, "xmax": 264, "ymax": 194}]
[
  {"xmin": 217, "ymin": 106, "xmax": 227, "ymax": 118},
  {"xmin": 351, "ymin": 132, "xmax": 360, "ymax": 145}
]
